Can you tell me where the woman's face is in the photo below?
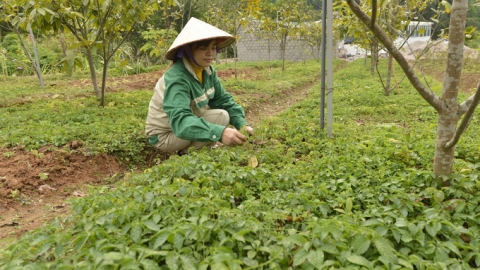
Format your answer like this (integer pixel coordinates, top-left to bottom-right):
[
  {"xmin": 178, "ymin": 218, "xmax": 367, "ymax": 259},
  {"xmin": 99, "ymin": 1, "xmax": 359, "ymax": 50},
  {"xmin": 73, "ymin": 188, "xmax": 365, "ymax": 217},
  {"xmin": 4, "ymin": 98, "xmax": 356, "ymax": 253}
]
[{"xmin": 191, "ymin": 39, "xmax": 218, "ymax": 68}]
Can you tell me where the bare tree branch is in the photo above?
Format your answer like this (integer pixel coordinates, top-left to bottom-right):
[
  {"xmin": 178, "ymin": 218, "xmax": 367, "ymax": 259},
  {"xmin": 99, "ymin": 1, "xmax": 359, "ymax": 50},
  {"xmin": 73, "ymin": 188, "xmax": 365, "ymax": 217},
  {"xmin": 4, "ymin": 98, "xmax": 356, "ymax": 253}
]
[
  {"xmin": 458, "ymin": 81, "xmax": 480, "ymax": 115},
  {"xmin": 445, "ymin": 80, "xmax": 480, "ymax": 148},
  {"xmin": 346, "ymin": 0, "xmax": 444, "ymax": 112},
  {"xmin": 371, "ymin": 0, "xmax": 377, "ymax": 29}
]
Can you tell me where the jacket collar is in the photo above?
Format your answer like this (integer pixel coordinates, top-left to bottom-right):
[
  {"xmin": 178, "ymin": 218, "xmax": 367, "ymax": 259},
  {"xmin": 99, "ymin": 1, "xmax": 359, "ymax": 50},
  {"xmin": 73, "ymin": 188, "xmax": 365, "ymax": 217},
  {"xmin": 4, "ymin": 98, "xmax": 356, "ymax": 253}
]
[{"xmin": 182, "ymin": 57, "xmax": 212, "ymax": 79}]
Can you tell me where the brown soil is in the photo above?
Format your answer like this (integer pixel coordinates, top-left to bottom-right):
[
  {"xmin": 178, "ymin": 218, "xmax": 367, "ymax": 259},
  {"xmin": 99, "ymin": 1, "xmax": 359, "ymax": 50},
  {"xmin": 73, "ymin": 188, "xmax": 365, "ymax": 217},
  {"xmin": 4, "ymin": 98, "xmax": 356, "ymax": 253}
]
[
  {"xmin": 0, "ymin": 65, "xmax": 312, "ymax": 243},
  {"xmin": 0, "ymin": 148, "xmax": 124, "ymax": 240}
]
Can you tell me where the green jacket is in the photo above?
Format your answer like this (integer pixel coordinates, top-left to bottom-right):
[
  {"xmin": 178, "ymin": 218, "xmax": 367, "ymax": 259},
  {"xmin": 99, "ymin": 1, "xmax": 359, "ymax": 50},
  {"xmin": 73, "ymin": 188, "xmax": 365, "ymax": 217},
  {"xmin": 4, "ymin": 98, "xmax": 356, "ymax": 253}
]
[{"xmin": 146, "ymin": 58, "xmax": 248, "ymax": 144}]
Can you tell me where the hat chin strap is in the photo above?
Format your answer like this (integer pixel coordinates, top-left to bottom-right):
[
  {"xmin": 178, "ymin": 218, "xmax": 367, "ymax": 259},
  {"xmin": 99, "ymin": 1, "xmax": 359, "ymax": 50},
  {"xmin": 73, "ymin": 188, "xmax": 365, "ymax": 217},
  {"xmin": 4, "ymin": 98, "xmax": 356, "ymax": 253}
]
[{"xmin": 176, "ymin": 46, "xmax": 200, "ymax": 66}]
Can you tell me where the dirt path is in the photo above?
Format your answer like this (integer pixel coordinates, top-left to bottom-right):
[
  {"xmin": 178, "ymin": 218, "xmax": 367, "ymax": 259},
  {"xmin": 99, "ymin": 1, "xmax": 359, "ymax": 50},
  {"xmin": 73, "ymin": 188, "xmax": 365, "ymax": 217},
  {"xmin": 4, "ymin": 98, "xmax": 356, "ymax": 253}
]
[{"xmin": 0, "ymin": 67, "xmax": 317, "ymax": 244}]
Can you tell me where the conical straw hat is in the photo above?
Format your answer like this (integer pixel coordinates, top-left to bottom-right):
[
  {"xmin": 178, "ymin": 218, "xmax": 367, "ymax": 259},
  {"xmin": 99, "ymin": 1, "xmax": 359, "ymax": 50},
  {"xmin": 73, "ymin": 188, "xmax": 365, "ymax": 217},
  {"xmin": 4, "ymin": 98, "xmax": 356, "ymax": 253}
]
[{"xmin": 165, "ymin": 17, "xmax": 236, "ymax": 60}]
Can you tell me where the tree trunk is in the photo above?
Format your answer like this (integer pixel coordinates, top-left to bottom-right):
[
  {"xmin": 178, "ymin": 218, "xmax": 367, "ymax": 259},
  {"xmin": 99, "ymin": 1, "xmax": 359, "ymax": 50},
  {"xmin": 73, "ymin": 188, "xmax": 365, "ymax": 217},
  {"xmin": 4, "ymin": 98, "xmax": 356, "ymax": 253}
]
[
  {"xmin": 58, "ymin": 29, "xmax": 67, "ymax": 57},
  {"xmin": 268, "ymin": 39, "xmax": 271, "ymax": 61},
  {"xmin": 385, "ymin": 11, "xmax": 396, "ymax": 95},
  {"xmin": 27, "ymin": 26, "xmax": 45, "ymax": 88},
  {"xmin": 345, "ymin": 0, "xmax": 472, "ymax": 177},
  {"xmin": 101, "ymin": 59, "xmax": 108, "ymax": 107},
  {"xmin": 234, "ymin": 45, "xmax": 238, "ymax": 80},
  {"xmin": 385, "ymin": 54, "xmax": 393, "ymax": 95},
  {"xmin": 14, "ymin": 26, "xmax": 44, "ymax": 87},
  {"xmin": 434, "ymin": 112, "xmax": 458, "ymax": 176},
  {"xmin": 85, "ymin": 49, "xmax": 100, "ymax": 98},
  {"xmin": 370, "ymin": 37, "xmax": 378, "ymax": 75},
  {"xmin": 281, "ymin": 33, "xmax": 287, "ymax": 71},
  {"xmin": 317, "ymin": 43, "xmax": 321, "ymax": 61},
  {"xmin": 433, "ymin": 0, "xmax": 469, "ymax": 176}
]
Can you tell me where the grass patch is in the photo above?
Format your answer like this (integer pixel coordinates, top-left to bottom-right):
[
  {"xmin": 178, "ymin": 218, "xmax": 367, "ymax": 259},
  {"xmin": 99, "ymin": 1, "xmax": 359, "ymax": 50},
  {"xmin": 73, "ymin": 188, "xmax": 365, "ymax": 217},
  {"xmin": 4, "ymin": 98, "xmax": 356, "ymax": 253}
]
[
  {"xmin": 0, "ymin": 91, "xmax": 152, "ymax": 164},
  {"xmin": 222, "ymin": 60, "xmax": 344, "ymax": 110}
]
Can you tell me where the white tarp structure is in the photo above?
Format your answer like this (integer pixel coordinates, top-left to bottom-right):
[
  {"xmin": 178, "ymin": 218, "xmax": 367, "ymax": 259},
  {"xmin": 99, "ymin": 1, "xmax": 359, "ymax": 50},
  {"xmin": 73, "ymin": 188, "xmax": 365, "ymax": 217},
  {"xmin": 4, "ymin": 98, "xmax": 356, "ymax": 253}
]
[{"xmin": 338, "ymin": 21, "xmax": 435, "ymax": 61}]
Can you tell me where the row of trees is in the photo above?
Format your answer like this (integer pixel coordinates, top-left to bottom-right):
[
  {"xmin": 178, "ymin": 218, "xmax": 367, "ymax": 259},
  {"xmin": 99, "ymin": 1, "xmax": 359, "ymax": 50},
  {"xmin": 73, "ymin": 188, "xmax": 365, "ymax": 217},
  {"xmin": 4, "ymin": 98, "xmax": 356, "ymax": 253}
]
[
  {"xmin": 1, "ymin": 0, "xmax": 176, "ymax": 105},
  {"xmin": 0, "ymin": 0, "xmax": 325, "ymax": 99},
  {"xmin": 335, "ymin": 0, "xmax": 435, "ymax": 95},
  {"xmin": 1, "ymin": 0, "xmax": 479, "ymax": 92},
  {"xmin": 3, "ymin": 0, "xmax": 477, "ymax": 85}
]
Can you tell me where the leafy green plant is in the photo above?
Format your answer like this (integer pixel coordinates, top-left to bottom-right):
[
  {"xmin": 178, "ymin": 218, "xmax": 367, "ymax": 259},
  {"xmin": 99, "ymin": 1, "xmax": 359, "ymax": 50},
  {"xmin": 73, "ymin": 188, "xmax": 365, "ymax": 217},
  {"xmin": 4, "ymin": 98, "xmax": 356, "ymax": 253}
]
[
  {"xmin": 2, "ymin": 151, "xmax": 14, "ymax": 158},
  {"xmin": 38, "ymin": 173, "xmax": 49, "ymax": 181},
  {"xmin": 0, "ymin": 47, "xmax": 8, "ymax": 77},
  {"xmin": 9, "ymin": 189, "xmax": 31, "ymax": 205},
  {"xmin": 1, "ymin": 59, "xmax": 480, "ymax": 268},
  {"xmin": 140, "ymin": 28, "xmax": 178, "ymax": 65},
  {"xmin": 31, "ymin": 150, "xmax": 45, "ymax": 159}
]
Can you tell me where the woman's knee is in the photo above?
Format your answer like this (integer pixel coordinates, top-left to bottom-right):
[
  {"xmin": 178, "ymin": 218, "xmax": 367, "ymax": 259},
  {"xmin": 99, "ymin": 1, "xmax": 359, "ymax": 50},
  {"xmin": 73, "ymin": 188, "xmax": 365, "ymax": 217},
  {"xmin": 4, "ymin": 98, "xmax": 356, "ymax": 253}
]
[
  {"xmin": 203, "ymin": 109, "xmax": 229, "ymax": 126},
  {"xmin": 154, "ymin": 134, "xmax": 191, "ymax": 152},
  {"xmin": 216, "ymin": 109, "xmax": 230, "ymax": 126}
]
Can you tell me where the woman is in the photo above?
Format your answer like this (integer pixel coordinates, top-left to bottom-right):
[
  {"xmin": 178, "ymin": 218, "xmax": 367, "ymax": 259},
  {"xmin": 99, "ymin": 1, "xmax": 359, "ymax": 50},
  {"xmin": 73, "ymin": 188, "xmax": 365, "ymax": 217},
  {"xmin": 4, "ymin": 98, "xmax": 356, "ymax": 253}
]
[{"xmin": 145, "ymin": 17, "xmax": 253, "ymax": 154}]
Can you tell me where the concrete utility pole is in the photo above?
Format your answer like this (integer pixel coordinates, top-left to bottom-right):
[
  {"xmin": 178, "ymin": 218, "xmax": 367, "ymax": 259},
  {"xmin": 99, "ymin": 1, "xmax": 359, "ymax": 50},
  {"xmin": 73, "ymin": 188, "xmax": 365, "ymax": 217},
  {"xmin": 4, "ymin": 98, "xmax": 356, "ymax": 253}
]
[
  {"xmin": 27, "ymin": 24, "xmax": 45, "ymax": 88},
  {"xmin": 320, "ymin": 0, "xmax": 333, "ymax": 137},
  {"xmin": 326, "ymin": 0, "xmax": 333, "ymax": 137}
]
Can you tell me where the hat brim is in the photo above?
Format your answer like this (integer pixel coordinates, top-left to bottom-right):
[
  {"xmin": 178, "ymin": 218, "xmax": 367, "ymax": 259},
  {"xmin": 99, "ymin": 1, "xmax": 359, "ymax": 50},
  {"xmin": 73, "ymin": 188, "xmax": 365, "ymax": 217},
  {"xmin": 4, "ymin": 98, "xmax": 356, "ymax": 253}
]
[
  {"xmin": 165, "ymin": 17, "xmax": 236, "ymax": 60},
  {"xmin": 165, "ymin": 37, "xmax": 236, "ymax": 60}
]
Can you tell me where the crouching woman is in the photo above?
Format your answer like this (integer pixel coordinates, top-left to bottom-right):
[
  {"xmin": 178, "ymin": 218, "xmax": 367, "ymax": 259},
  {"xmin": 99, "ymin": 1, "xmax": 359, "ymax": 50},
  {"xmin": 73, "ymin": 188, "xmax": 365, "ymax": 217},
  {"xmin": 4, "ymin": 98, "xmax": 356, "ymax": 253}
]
[{"xmin": 145, "ymin": 17, "xmax": 253, "ymax": 155}]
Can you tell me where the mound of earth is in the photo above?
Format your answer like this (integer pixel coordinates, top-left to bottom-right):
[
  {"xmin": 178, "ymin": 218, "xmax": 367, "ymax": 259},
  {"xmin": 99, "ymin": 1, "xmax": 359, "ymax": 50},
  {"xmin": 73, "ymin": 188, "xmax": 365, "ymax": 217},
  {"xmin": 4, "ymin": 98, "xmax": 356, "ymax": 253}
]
[
  {"xmin": 0, "ymin": 145, "xmax": 126, "ymax": 238},
  {"xmin": 400, "ymin": 39, "xmax": 479, "ymax": 61}
]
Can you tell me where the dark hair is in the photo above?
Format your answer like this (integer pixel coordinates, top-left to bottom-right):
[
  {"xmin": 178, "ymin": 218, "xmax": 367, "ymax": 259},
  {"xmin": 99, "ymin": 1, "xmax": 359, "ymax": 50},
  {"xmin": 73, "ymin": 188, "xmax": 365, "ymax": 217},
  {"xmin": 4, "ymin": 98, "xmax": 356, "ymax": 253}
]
[
  {"xmin": 172, "ymin": 39, "xmax": 219, "ymax": 64},
  {"xmin": 189, "ymin": 39, "xmax": 217, "ymax": 50}
]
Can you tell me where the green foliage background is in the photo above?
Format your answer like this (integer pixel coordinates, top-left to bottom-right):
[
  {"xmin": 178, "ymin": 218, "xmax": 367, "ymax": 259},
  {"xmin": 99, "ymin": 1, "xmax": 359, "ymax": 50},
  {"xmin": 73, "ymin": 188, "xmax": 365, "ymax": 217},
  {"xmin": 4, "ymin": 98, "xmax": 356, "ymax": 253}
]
[
  {"xmin": 1, "ymin": 59, "xmax": 480, "ymax": 268},
  {"xmin": 1, "ymin": 0, "xmax": 479, "ymax": 80}
]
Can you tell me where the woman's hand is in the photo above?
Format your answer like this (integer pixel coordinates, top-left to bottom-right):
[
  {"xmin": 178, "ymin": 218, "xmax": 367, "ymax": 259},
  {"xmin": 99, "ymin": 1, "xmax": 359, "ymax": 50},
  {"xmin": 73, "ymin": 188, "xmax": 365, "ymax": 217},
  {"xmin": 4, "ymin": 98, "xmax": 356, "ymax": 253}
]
[
  {"xmin": 245, "ymin": 126, "xmax": 254, "ymax": 136},
  {"xmin": 221, "ymin": 128, "xmax": 247, "ymax": 146}
]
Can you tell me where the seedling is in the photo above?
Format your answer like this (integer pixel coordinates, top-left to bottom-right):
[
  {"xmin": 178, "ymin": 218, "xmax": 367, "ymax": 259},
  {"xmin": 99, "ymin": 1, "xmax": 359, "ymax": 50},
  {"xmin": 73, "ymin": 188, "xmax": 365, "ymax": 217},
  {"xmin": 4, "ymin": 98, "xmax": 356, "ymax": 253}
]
[
  {"xmin": 39, "ymin": 172, "xmax": 49, "ymax": 181},
  {"xmin": 2, "ymin": 151, "xmax": 14, "ymax": 158},
  {"xmin": 31, "ymin": 149, "xmax": 45, "ymax": 158}
]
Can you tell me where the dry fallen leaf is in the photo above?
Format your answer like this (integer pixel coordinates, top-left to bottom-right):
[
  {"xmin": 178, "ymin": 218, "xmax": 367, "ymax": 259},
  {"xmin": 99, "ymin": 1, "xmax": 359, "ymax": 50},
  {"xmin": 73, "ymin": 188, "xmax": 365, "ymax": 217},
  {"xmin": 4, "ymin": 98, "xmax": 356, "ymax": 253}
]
[
  {"xmin": 38, "ymin": 184, "xmax": 57, "ymax": 192},
  {"xmin": 248, "ymin": 155, "xmax": 258, "ymax": 168},
  {"xmin": 73, "ymin": 190, "xmax": 87, "ymax": 197}
]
